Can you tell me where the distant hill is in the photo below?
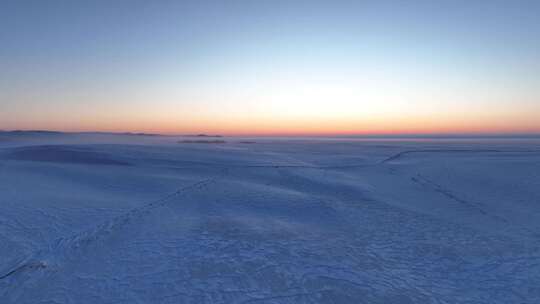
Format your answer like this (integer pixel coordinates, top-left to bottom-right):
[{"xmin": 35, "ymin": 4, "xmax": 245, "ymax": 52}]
[
  {"xmin": 0, "ymin": 130, "xmax": 163, "ymax": 137},
  {"xmin": 0, "ymin": 130, "xmax": 65, "ymax": 135},
  {"xmin": 178, "ymin": 139, "xmax": 226, "ymax": 144},
  {"xmin": 184, "ymin": 134, "xmax": 223, "ymax": 138},
  {"xmin": 82, "ymin": 132, "xmax": 163, "ymax": 137}
]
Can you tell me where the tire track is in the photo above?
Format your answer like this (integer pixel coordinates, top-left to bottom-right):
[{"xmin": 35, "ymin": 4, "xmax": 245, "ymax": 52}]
[
  {"xmin": 379, "ymin": 149, "xmax": 540, "ymax": 164},
  {"xmin": 0, "ymin": 177, "xmax": 217, "ymax": 284},
  {"xmin": 410, "ymin": 174, "xmax": 509, "ymax": 224}
]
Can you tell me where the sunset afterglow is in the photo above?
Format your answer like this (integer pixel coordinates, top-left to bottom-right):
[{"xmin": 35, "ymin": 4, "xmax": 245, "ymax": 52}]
[{"xmin": 1, "ymin": 1, "xmax": 539, "ymax": 135}]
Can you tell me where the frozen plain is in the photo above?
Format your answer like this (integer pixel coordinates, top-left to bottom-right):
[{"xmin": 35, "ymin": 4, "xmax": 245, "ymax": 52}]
[{"xmin": 0, "ymin": 132, "xmax": 539, "ymax": 303}]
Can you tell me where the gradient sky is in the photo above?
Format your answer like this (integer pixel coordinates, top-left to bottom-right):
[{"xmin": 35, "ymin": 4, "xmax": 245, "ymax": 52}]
[{"xmin": 1, "ymin": 0, "xmax": 539, "ymax": 135}]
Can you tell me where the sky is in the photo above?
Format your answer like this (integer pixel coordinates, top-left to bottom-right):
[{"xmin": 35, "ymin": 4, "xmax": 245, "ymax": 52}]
[{"xmin": 1, "ymin": 0, "xmax": 539, "ymax": 136}]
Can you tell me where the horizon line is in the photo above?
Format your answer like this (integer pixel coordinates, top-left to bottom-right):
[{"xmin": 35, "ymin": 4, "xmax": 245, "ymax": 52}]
[{"xmin": 2, "ymin": 129, "xmax": 540, "ymax": 139}]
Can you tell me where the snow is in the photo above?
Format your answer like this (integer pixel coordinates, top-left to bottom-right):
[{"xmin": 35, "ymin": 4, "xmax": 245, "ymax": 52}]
[{"xmin": 0, "ymin": 134, "xmax": 539, "ymax": 303}]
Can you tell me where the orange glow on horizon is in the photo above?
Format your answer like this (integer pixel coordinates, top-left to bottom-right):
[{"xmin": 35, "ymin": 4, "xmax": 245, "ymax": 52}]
[{"xmin": 6, "ymin": 113, "xmax": 539, "ymax": 137}]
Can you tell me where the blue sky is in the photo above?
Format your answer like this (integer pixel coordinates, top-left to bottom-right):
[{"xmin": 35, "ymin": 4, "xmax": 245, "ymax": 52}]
[{"xmin": 1, "ymin": 0, "xmax": 539, "ymax": 134}]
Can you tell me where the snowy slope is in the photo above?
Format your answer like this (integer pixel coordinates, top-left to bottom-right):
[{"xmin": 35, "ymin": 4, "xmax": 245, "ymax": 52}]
[{"xmin": 0, "ymin": 134, "xmax": 539, "ymax": 303}]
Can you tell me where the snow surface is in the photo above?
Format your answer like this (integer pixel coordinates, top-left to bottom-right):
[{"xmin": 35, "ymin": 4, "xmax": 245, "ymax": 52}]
[{"xmin": 0, "ymin": 134, "xmax": 539, "ymax": 303}]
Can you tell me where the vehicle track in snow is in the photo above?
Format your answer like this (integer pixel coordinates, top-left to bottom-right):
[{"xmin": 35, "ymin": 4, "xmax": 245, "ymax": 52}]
[
  {"xmin": 0, "ymin": 176, "xmax": 219, "ymax": 285},
  {"xmin": 379, "ymin": 149, "xmax": 540, "ymax": 164},
  {"xmin": 164, "ymin": 149, "xmax": 540, "ymax": 172}
]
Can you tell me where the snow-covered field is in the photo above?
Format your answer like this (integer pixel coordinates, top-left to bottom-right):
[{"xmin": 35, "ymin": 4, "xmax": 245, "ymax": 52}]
[{"xmin": 1, "ymin": 133, "xmax": 539, "ymax": 303}]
